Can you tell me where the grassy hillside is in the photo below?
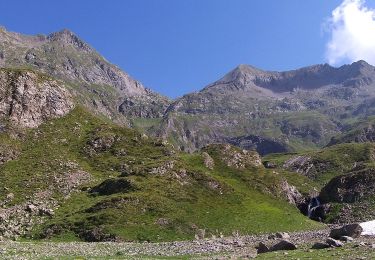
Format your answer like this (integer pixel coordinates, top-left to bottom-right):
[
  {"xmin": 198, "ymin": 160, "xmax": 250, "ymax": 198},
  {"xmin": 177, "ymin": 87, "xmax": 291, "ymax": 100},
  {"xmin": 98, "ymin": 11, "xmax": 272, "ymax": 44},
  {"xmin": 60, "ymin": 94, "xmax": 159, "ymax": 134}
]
[
  {"xmin": 264, "ymin": 142, "xmax": 375, "ymax": 187},
  {"xmin": 0, "ymin": 107, "xmax": 321, "ymax": 242}
]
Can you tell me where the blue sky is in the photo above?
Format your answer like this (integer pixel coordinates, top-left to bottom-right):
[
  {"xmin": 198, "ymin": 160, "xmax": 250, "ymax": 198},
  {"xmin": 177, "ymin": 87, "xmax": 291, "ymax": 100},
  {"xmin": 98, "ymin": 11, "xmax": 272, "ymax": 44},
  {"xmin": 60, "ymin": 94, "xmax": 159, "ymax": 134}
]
[{"xmin": 0, "ymin": 0, "xmax": 373, "ymax": 97}]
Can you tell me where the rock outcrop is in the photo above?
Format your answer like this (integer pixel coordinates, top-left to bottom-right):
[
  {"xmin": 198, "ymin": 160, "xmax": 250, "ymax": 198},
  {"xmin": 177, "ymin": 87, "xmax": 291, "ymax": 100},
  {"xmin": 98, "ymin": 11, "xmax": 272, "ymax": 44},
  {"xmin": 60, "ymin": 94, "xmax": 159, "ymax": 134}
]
[
  {"xmin": 0, "ymin": 68, "xmax": 74, "ymax": 128},
  {"xmin": 320, "ymin": 169, "xmax": 375, "ymax": 203},
  {"xmin": 202, "ymin": 144, "xmax": 262, "ymax": 169}
]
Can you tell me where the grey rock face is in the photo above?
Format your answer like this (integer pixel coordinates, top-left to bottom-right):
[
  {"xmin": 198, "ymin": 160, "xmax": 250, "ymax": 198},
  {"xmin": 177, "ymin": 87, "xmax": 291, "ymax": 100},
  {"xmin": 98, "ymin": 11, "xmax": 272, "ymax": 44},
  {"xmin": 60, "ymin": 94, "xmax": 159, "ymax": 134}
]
[
  {"xmin": 0, "ymin": 69, "xmax": 74, "ymax": 128},
  {"xmin": 280, "ymin": 180, "xmax": 304, "ymax": 206}
]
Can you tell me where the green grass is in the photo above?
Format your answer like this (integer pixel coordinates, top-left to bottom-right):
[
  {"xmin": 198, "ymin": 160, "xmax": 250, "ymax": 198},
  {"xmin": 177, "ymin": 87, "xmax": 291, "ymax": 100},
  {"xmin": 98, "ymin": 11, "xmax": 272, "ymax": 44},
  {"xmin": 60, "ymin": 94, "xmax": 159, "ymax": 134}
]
[{"xmin": 0, "ymin": 107, "xmax": 323, "ymax": 242}]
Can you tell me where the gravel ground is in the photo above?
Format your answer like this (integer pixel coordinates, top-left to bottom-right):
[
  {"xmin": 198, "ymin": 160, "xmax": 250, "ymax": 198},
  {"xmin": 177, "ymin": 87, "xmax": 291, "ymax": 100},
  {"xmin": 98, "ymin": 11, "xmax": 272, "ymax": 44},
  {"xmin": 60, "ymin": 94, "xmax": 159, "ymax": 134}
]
[{"xmin": 0, "ymin": 228, "xmax": 335, "ymax": 259}]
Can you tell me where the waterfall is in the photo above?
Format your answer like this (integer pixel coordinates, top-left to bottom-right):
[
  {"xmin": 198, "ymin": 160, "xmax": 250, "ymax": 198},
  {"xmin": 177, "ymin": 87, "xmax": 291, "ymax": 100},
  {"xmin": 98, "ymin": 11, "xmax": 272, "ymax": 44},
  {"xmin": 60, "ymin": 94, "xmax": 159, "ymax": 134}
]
[{"xmin": 307, "ymin": 197, "xmax": 320, "ymax": 218}]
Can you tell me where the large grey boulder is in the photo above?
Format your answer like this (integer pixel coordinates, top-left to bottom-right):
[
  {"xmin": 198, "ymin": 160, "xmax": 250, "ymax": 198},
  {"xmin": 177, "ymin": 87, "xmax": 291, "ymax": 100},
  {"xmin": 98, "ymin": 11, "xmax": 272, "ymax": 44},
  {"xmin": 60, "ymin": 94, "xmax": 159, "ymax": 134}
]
[
  {"xmin": 269, "ymin": 240, "xmax": 297, "ymax": 251},
  {"xmin": 330, "ymin": 224, "xmax": 363, "ymax": 239},
  {"xmin": 312, "ymin": 242, "xmax": 330, "ymax": 249}
]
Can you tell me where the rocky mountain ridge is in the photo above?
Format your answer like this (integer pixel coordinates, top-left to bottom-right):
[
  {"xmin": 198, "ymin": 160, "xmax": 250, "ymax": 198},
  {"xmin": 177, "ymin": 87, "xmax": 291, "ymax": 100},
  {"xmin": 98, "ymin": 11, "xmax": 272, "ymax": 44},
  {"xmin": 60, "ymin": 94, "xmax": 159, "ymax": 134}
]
[
  {"xmin": 4, "ymin": 26, "xmax": 375, "ymax": 156},
  {"xmin": 0, "ymin": 27, "xmax": 170, "ymax": 124},
  {"xmin": 157, "ymin": 60, "xmax": 375, "ymax": 154}
]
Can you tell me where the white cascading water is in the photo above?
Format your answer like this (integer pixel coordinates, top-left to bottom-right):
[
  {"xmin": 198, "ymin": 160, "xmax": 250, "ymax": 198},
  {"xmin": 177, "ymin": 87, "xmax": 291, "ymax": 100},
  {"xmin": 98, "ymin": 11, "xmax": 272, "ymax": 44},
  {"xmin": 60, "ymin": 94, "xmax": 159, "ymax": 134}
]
[{"xmin": 307, "ymin": 197, "xmax": 320, "ymax": 218}]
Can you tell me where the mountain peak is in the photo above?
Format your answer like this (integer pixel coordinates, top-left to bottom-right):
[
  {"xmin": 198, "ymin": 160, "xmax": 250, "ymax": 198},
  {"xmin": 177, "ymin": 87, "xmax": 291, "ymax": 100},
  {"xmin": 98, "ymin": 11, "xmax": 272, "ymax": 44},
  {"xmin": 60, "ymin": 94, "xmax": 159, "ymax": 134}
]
[
  {"xmin": 349, "ymin": 60, "xmax": 373, "ymax": 71},
  {"xmin": 234, "ymin": 64, "xmax": 265, "ymax": 74},
  {"xmin": 352, "ymin": 60, "xmax": 370, "ymax": 66},
  {"xmin": 47, "ymin": 29, "xmax": 92, "ymax": 51},
  {"xmin": 220, "ymin": 64, "xmax": 268, "ymax": 83}
]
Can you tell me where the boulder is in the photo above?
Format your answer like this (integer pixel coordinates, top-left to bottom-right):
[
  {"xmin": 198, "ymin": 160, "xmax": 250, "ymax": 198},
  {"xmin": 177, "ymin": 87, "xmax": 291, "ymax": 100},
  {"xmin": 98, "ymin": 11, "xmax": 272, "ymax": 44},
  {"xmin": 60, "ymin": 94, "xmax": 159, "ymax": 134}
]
[
  {"xmin": 263, "ymin": 161, "xmax": 277, "ymax": 168},
  {"xmin": 312, "ymin": 242, "xmax": 330, "ymax": 249},
  {"xmin": 326, "ymin": 238, "xmax": 344, "ymax": 247},
  {"xmin": 79, "ymin": 227, "xmax": 119, "ymax": 242},
  {"xmin": 256, "ymin": 242, "xmax": 269, "ymax": 254},
  {"xmin": 330, "ymin": 224, "xmax": 363, "ymax": 239},
  {"xmin": 270, "ymin": 240, "xmax": 297, "ymax": 251}
]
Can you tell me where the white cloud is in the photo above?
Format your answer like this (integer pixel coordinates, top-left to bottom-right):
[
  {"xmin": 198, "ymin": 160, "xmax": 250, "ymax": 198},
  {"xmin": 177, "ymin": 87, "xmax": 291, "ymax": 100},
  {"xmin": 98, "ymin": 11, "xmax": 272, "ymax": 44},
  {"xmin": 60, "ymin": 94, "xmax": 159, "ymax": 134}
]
[{"xmin": 325, "ymin": 0, "xmax": 375, "ymax": 65}]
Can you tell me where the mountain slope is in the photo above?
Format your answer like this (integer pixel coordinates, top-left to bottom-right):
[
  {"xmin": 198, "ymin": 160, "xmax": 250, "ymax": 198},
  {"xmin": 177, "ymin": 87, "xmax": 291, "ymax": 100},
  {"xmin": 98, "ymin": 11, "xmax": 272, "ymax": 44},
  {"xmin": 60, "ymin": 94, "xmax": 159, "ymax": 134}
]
[
  {"xmin": 328, "ymin": 116, "xmax": 375, "ymax": 146},
  {"xmin": 0, "ymin": 27, "xmax": 170, "ymax": 123},
  {"xmin": 157, "ymin": 61, "xmax": 375, "ymax": 154}
]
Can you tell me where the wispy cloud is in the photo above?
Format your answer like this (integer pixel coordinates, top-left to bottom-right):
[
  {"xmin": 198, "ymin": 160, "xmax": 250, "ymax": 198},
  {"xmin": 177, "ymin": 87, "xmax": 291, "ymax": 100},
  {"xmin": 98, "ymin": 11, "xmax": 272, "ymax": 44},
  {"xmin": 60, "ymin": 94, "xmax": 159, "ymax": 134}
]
[{"xmin": 325, "ymin": 0, "xmax": 375, "ymax": 65}]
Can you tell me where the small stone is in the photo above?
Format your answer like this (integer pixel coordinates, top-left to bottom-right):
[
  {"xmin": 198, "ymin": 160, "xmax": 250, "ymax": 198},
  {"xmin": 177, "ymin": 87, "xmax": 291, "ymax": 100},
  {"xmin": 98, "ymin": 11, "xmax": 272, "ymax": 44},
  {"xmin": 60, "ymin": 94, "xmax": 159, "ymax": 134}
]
[
  {"xmin": 234, "ymin": 239, "xmax": 245, "ymax": 247},
  {"xmin": 25, "ymin": 204, "xmax": 37, "ymax": 213},
  {"xmin": 276, "ymin": 232, "xmax": 290, "ymax": 239},
  {"xmin": 326, "ymin": 238, "xmax": 344, "ymax": 247},
  {"xmin": 268, "ymin": 234, "xmax": 276, "ymax": 239},
  {"xmin": 339, "ymin": 236, "xmax": 353, "ymax": 242},
  {"xmin": 6, "ymin": 193, "xmax": 14, "ymax": 200}
]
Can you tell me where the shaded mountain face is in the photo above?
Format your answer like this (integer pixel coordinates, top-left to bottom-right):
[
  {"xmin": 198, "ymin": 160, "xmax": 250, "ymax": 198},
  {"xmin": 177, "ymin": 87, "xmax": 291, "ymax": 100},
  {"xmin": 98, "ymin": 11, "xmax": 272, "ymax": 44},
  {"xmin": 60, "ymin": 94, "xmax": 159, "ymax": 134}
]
[
  {"xmin": 0, "ymin": 27, "xmax": 170, "ymax": 123},
  {"xmin": 158, "ymin": 61, "xmax": 375, "ymax": 154}
]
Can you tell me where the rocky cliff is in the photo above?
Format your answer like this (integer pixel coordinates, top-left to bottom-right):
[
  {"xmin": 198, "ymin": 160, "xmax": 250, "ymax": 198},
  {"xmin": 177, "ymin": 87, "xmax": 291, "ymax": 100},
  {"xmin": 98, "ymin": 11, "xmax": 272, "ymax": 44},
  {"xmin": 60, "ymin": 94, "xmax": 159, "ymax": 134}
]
[{"xmin": 0, "ymin": 68, "xmax": 73, "ymax": 128}]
